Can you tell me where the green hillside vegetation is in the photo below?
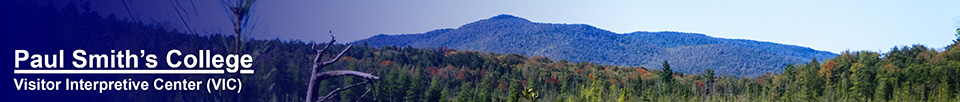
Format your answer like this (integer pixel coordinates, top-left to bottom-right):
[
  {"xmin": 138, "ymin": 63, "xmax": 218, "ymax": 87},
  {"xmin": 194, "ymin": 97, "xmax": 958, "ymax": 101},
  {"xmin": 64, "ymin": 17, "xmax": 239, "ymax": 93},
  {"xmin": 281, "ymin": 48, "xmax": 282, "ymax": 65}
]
[
  {"xmin": 331, "ymin": 38, "xmax": 960, "ymax": 102},
  {"xmin": 8, "ymin": 3, "xmax": 960, "ymax": 102},
  {"xmin": 354, "ymin": 14, "xmax": 838, "ymax": 77}
]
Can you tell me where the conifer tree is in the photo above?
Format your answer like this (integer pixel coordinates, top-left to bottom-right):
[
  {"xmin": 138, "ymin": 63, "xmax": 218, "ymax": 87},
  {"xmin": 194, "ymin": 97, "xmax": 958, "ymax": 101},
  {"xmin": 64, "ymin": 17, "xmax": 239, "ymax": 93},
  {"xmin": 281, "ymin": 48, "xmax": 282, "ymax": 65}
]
[{"xmin": 660, "ymin": 61, "xmax": 674, "ymax": 95}]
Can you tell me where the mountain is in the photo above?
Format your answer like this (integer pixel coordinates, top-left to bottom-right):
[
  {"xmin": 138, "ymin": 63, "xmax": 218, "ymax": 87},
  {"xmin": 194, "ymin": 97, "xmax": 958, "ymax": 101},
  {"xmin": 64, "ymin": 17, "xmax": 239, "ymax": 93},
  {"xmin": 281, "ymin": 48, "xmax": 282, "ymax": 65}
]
[{"xmin": 352, "ymin": 14, "xmax": 837, "ymax": 76}]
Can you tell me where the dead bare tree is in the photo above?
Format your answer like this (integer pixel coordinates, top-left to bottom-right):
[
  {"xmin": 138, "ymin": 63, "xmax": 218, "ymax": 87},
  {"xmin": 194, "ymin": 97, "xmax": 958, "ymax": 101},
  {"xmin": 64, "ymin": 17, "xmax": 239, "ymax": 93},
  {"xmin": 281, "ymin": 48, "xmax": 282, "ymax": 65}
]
[
  {"xmin": 306, "ymin": 34, "xmax": 380, "ymax": 102},
  {"xmin": 221, "ymin": 0, "xmax": 256, "ymax": 53}
]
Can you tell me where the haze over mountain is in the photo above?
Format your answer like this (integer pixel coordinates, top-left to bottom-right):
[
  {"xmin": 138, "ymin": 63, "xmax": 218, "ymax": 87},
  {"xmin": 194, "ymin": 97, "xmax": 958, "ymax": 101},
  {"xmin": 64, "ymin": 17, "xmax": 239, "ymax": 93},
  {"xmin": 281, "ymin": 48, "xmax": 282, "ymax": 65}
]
[{"xmin": 353, "ymin": 14, "xmax": 837, "ymax": 76}]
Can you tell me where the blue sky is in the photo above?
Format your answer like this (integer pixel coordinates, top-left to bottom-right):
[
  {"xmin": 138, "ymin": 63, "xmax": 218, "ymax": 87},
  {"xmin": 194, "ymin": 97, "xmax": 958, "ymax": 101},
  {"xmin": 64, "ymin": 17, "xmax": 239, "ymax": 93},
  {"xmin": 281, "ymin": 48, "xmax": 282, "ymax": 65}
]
[{"xmin": 35, "ymin": 0, "xmax": 960, "ymax": 53}]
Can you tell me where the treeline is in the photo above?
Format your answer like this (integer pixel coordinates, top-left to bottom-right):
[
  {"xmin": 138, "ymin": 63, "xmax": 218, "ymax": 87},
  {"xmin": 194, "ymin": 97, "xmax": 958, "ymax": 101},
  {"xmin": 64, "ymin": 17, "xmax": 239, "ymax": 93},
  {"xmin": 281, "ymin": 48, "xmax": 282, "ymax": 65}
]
[
  {"xmin": 324, "ymin": 37, "xmax": 960, "ymax": 102},
  {"xmin": 10, "ymin": 2, "xmax": 959, "ymax": 101}
]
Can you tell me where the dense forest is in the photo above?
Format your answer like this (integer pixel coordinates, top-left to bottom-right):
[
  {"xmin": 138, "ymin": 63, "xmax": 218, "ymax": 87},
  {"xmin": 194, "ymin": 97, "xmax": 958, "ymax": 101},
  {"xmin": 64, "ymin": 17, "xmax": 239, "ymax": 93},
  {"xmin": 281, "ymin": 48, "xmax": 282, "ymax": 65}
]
[
  {"xmin": 355, "ymin": 14, "xmax": 838, "ymax": 77},
  {"xmin": 320, "ymin": 37, "xmax": 960, "ymax": 102},
  {"xmin": 6, "ymin": 2, "xmax": 960, "ymax": 102}
]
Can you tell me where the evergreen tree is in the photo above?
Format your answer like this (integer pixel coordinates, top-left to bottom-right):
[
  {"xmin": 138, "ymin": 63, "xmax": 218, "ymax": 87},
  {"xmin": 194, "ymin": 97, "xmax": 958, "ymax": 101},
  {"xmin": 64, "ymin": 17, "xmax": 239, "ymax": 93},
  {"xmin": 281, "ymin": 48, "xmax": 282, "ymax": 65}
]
[
  {"xmin": 660, "ymin": 61, "xmax": 674, "ymax": 95},
  {"xmin": 404, "ymin": 67, "xmax": 423, "ymax": 102},
  {"xmin": 426, "ymin": 77, "xmax": 442, "ymax": 102},
  {"xmin": 801, "ymin": 58, "xmax": 823, "ymax": 101},
  {"xmin": 849, "ymin": 52, "xmax": 879, "ymax": 101},
  {"xmin": 703, "ymin": 69, "xmax": 716, "ymax": 96}
]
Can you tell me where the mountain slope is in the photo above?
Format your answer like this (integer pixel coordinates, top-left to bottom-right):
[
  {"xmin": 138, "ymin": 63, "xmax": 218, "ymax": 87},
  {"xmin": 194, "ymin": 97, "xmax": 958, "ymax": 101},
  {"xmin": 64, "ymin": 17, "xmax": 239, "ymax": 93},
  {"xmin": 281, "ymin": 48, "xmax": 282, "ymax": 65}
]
[{"xmin": 352, "ymin": 14, "xmax": 837, "ymax": 76}]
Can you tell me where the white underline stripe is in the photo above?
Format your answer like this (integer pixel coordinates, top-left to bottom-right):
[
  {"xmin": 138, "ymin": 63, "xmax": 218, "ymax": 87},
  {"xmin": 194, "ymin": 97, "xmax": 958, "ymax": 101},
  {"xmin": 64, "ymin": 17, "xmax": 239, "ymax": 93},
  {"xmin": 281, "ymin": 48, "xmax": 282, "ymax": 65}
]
[
  {"xmin": 13, "ymin": 69, "xmax": 255, "ymax": 74},
  {"xmin": 240, "ymin": 70, "xmax": 255, "ymax": 74}
]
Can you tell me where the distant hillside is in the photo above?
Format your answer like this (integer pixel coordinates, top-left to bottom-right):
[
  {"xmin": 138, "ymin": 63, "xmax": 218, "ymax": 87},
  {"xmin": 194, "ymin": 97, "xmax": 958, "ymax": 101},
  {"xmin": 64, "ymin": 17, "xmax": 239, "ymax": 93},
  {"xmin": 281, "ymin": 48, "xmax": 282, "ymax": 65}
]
[{"xmin": 353, "ymin": 14, "xmax": 837, "ymax": 76}]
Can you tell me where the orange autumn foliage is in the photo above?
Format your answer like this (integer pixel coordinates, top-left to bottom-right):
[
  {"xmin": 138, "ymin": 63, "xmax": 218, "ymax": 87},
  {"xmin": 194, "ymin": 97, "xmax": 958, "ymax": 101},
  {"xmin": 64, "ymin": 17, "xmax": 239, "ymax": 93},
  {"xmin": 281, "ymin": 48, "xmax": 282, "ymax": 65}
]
[
  {"xmin": 819, "ymin": 61, "xmax": 836, "ymax": 77},
  {"xmin": 456, "ymin": 71, "xmax": 466, "ymax": 80},
  {"xmin": 696, "ymin": 80, "xmax": 705, "ymax": 88},
  {"xmin": 427, "ymin": 67, "xmax": 439, "ymax": 75},
  {"xmin": 380, "ymin": 60, "xmax": 391, "ymax": 66},
  {"xmin": 608, "ymin": 78, "xmax": 618, "ymax": 85},
  {"xmin": 499, "ymin": 83, "xmax": 506, "ymax": 91},
  {"xmin": 884, "ymin": 63, "xmax": 899, "ymax": 71},
  {"xmin": 588, "ymin": 74, "xmax": 595, "ymax": 79}
]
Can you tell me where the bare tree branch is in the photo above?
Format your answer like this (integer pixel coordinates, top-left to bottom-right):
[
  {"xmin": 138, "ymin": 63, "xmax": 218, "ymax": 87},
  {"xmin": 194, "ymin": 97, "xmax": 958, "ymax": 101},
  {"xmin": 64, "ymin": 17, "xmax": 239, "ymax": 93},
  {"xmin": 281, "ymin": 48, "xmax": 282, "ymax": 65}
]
[
  {"xmin": 316, "ymin": 36, "xmax": 335, "ymax": 58},
  {"xmin": 312, "ymin": 35, "xmax": 337, "ymax": 68},
  {"xmin": 315, "ymin": 70, "xmax": 380, "ymax": 80},
  {"xmin": 305, "ymin": 34, "xmax": 378, "ymax": 102},
  {"xmin": 306, "ymin": 36, "xmax": 337, "ymax": 102},
  {"xmin": 321, "ymin": 45, "xmax": 352, "ymax": 66},
  {"xmin": 317, "ymin": 80, "xmax": 370, "ymax": 102},
  {"xmin": 355, "ymin": 89, "xmax": 371, "ymax": 102}
]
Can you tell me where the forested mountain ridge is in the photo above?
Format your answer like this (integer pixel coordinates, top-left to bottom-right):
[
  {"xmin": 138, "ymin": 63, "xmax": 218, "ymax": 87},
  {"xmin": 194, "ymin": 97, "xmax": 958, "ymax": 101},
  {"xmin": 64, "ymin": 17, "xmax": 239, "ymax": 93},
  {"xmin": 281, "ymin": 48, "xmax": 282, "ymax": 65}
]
[
  {"xmin": 354, "ymin": 14, "xmax": 838, "ymax": 76},
  {"xmin": 8, "ymin": 3, "xmax": 958, "ymax": 101}
]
